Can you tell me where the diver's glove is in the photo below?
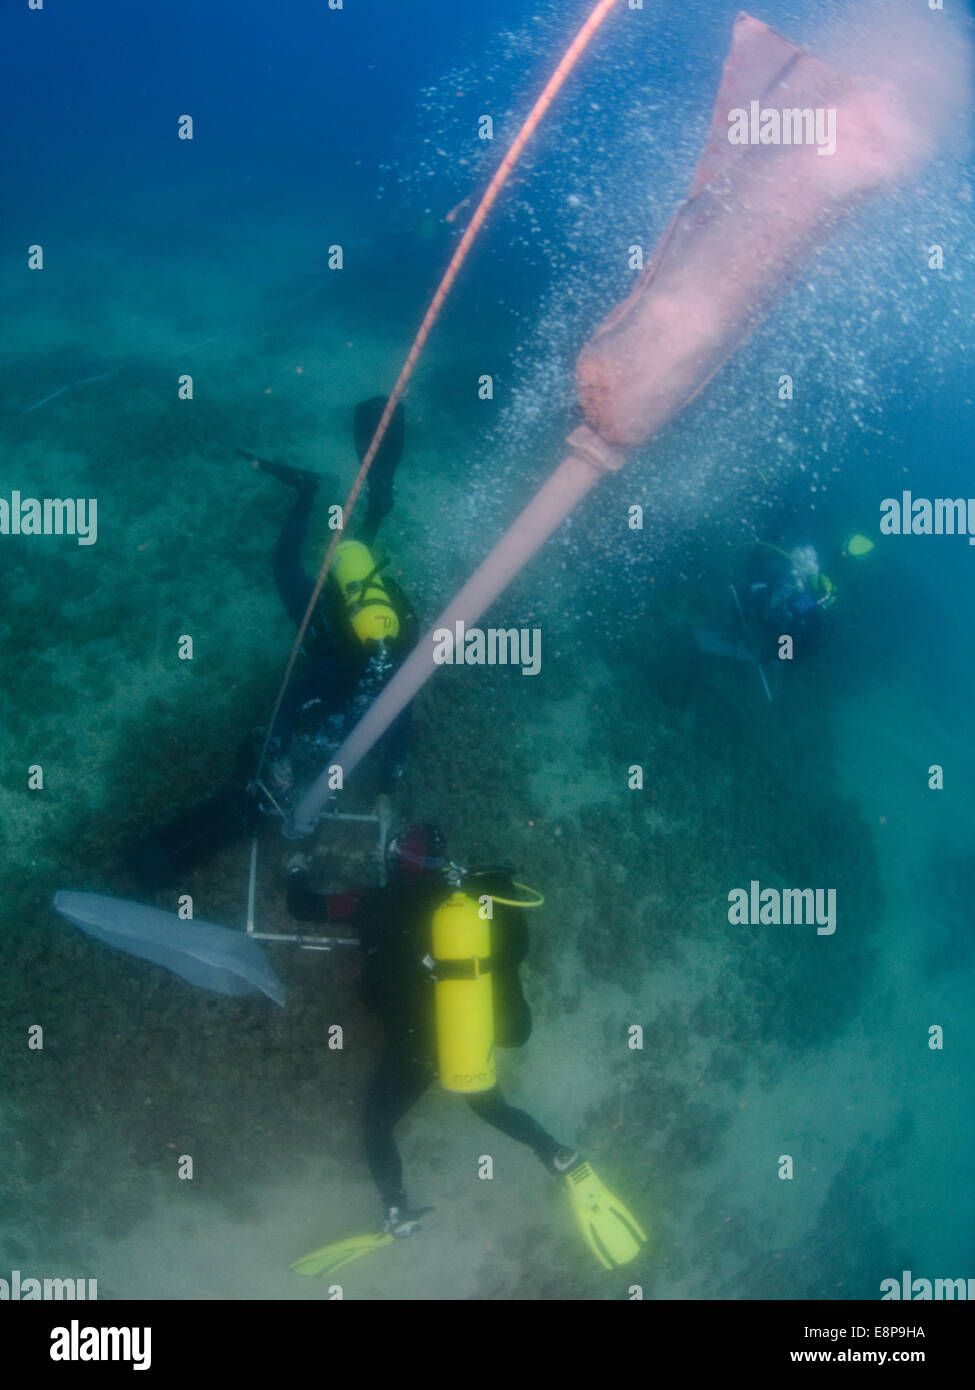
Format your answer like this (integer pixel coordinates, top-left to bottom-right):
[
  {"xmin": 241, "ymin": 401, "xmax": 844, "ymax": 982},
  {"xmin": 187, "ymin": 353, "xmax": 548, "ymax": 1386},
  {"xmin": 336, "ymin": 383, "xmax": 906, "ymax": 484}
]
[
  {"xmin": 268, "ymin": 755, "xmax": 294, "ymax": 797},
  {"xmin": 253, "ymin": 752, "xmax": 296, "ymax": 819},
  {"xmin": 382, "ymin": 1205, "xmax": 432, "ymax": 1239}
]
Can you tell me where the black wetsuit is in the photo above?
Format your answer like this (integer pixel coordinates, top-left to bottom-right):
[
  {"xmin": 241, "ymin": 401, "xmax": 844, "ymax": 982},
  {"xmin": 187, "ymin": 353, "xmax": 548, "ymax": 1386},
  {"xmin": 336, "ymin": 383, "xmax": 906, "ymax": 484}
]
[
  {"xmin": 287, "ymin": 870, "xmax": 565, "ymax": 1211},
  {"xmin": 124, "ymin": 496, "xmax": 416, "ymax": 891},
  {"xmin": 269, "ymin": 491, "xmax": 417, "ymax": 794}
]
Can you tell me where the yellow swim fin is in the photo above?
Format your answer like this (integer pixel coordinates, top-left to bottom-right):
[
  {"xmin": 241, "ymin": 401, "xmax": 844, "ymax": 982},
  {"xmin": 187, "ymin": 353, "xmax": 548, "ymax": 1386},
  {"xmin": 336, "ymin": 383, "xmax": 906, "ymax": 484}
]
[
  {"xmin": 564, "ymin": 1161, "xmax": 648, "ymax": 1270},
  {"xmin": 290, "ymin": 1231, "xmax": 394, "ymax": 1279}
]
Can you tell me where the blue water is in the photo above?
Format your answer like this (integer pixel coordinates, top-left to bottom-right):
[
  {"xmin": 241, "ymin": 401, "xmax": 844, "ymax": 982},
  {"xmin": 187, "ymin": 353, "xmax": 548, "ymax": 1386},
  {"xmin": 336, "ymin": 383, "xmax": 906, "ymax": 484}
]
[{"xmin": 2, "ymin": 0, "xmax": 974, "ymax": 1303}]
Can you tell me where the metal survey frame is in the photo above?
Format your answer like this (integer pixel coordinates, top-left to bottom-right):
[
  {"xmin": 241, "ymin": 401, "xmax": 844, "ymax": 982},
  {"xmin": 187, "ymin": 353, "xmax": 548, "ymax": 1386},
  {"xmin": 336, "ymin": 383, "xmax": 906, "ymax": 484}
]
[{"xmin": 245, "ymin": 809, "xmax": 390, "ymax": 951}]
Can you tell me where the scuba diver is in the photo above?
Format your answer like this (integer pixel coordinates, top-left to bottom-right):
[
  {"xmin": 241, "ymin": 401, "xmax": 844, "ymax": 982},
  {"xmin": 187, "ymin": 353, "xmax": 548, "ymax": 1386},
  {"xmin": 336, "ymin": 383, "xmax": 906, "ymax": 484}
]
[
  {"xmin": 286, "ymin": 823, "xmax": 647, "ymax": 1277},
  {"xmin": 693, "ymin": 534, "xmax": 873, "ymax": 700},
  {"xmin": 740, "ymin": 541, "xmax": 836, "ymax": 663},
  {"xmin": 125, "ymin": 398, "xmax": 416, "ymax": 890},
  {"xmin": 254, "ymin": 395, "xmax": 418, "ymax": 812}
]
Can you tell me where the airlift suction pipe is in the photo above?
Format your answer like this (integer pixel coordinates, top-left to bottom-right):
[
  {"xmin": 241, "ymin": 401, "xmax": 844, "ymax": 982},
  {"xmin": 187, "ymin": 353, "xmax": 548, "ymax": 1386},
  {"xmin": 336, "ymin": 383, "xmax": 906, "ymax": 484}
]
[{"xmin": 290, "ymin": 10, "xmax": 931, "ymax": 838}]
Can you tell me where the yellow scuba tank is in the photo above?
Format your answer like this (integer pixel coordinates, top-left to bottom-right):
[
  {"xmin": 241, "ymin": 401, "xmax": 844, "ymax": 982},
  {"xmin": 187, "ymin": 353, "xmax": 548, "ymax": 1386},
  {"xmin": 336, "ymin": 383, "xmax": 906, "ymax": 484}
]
[
  {"xmin": 430, "ymin": 892, "xmax": 495, "ymax": 1093},
  {"xmin": 331, "ymin": 540, "xmax": 400, "ymax": 643}
]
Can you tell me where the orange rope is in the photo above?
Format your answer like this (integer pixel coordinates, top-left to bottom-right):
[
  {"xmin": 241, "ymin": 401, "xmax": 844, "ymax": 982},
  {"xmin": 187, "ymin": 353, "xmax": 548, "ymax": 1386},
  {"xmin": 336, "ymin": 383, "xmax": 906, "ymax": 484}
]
[{"xmin": 258, "ymin": 0, "xmax": 623, "ymax": 774}]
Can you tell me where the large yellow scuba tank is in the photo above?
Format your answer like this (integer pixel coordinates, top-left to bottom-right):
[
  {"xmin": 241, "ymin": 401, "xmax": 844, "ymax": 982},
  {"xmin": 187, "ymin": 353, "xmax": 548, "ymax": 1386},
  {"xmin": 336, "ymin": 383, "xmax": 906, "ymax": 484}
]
[
  {"xmin": 331, "ymin": 540, "xmax": 400, "ymax": 643},
  {"xmin": 430, "ymin": 892, "xmax": 495, "ymax": 1093}
]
